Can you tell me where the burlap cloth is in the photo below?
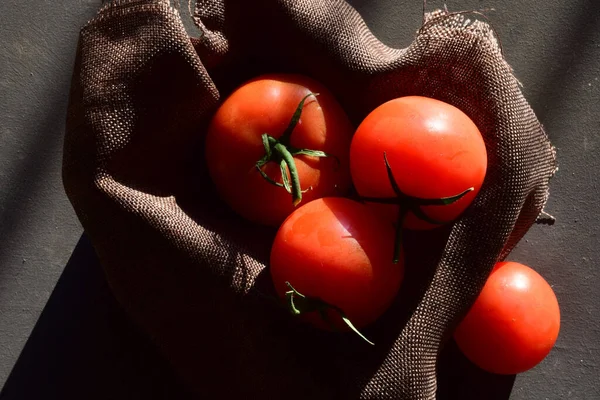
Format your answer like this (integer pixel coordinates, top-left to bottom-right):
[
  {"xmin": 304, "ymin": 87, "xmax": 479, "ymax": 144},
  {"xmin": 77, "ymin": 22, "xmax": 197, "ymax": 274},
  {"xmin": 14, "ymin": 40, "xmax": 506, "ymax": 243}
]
[{"xmin": 63, "ymin": 0, "xmax": 557, "ymax": 398}]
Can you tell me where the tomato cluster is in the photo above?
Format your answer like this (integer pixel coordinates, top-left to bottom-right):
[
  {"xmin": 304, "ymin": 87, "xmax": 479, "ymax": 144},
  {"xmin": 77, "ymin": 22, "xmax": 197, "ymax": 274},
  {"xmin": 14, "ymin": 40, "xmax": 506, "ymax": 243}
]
[{"xmin": 204, "ymin": 74, "xmax": 559, "ymax": 373}]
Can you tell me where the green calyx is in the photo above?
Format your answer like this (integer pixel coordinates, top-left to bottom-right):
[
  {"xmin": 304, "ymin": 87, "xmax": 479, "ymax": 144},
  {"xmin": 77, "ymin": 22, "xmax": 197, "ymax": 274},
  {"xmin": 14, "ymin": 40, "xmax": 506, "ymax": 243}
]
[
  {"xmin": 255, "ymin": 93, "xmax": 338, "ymax": 206},
  {"xmin": 285, "ymin": 282, "xmax": 374, "ymax": 346},
  {"xmin": 360, "ymin": 152, "xmax": 474, "ymax": 264}
]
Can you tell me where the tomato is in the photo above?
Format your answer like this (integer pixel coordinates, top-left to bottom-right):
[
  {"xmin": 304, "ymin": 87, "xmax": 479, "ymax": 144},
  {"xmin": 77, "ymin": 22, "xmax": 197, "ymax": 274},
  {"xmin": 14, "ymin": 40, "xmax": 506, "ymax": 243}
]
[
  {"xmin": 454, "ymin": 261, "xmax": 561, "ymax": 375},
  {"xmin": 269, "ymin": 197, "xmax": 404, "ymax": 335},
  {"xmin": 205, "ymin": 74, "xmax": 353, "ymax": 226},
  {"xmin": 349, "ymin": 96, "xmax": 487, "ymax": 231}
]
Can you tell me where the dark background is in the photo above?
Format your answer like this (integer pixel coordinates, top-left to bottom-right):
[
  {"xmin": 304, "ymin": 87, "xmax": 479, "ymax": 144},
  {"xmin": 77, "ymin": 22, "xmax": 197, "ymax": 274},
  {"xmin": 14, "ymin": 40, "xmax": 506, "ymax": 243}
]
[{"xmin": 0, "ymin": 0, "xmax": 598, "ymax": 398}]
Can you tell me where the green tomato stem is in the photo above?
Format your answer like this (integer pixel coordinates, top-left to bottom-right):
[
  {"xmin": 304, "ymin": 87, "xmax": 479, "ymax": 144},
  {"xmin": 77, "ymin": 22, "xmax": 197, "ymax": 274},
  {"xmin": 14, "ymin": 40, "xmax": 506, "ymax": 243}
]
[
  {"xmin": 254, "ymin": 92, "xmax": 337, "ymax": 207},
  {"xmin": 279, "ymin": 93, "xmax": 318, "ymax": 145},
  {"xmin": 359, "ymin": 152, "xmax": 476, "ymax": 263},
  {"xmin": 273, "ymin": 143, "xmax": 303, "ymax": 206},
  {"xmin": 393, "ymin": 209, "xmax": 408, "ymax": 264},
  {"xmin": 284, "ymin": 282, "xmax": 374, "ymax": 345}
]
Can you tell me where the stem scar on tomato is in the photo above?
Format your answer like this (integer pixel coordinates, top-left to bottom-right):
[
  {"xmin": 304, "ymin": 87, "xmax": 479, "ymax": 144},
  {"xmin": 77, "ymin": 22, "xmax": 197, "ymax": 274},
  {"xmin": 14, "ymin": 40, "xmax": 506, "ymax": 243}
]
[
  {"xmin": 285, "ymin": 282, "xmax": 374, "ymax": 345},
  {"xmin": 255, "ymin": 93, "xmax": 340, "ymax": 206},
  {"xmin": 360, "ymin": 152, "xmax": 474, "ymax": 264}
]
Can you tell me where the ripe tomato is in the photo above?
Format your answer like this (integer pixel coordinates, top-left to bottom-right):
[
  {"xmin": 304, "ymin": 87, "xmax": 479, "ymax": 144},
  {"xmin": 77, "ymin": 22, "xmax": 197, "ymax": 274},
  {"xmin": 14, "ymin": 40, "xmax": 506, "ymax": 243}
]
[
  {"xmin": 205, "ymin": 74, "xmax": 353, "ymax": 227},
  {"xmin": 269, "ymin": 197, "xmax": 404, "ymax": 335},
  {"xmin": 454, "ymin": 261, "xmax": 561, "ymax": 375},
  {"xmin": 349, "ymin": 96, "xmax": 487, "ymax": 230}
]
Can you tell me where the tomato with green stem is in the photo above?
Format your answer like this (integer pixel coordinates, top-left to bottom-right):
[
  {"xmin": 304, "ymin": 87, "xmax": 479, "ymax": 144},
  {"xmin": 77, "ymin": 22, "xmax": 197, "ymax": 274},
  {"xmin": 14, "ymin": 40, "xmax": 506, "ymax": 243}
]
[
  {"xmin": 349, "ymin": 96, "xmax": 488, "ymax": 260},
  {"xmin": 269, "ymin": 197, "xmax": 405, "ymax": 344},
  {"xmin": 205, "ymin": 74, "xmax": 353, "ymax": 226},
  {"xmin": 454, "ymin": 261, "xmax": 561, "ymax": 375}
]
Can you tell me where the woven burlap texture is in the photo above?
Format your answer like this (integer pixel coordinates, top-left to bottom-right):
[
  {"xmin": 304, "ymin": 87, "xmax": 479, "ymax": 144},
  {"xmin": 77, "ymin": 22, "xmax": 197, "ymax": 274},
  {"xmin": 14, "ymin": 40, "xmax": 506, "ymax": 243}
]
[{"xmin": 63, "ymin": 0, "xmax": 556, "ymax": 398}]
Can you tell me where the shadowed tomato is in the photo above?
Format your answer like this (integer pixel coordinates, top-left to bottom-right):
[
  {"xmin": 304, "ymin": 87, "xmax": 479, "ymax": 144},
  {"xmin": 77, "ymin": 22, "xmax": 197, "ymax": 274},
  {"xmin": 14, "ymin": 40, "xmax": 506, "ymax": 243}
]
[
  {"xmin": 350, "ymin": 96, "xmax": 487, "ymax": 230},
  {"xmin": 454, "ymin": 261, "xmax": 561, "ymax": 375},
  {"xmin": 270, "ymin": 197, "xmax": 404, "ymax": 334},
  {"xmin": 205, "ymin": 74, "xmax": 353, "ymax": 226}
]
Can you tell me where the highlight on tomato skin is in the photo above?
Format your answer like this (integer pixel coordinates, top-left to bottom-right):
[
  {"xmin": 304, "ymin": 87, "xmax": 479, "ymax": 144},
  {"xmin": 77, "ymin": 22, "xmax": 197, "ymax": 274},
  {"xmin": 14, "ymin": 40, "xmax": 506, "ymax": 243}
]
[
  {"xmin": 269, "ymin": 197, "xmax": 404, "ymax": 336},
  {"xmin": 349, "ymin": 95, "xmax": 488, "ymax": 231},
  {"xmin": 453, "ymin": 261, "xmax": 561, "ymax": 375},
  {"xmin": 204, "ymin": 73, "xmax": 354, "ymax": 227}
]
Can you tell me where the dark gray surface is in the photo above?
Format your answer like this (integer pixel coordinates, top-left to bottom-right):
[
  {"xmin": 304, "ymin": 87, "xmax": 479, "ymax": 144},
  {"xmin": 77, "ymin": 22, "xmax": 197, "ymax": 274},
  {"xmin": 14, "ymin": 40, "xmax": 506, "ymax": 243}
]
[
  {"xmin": 0, "ymin": 235, "xmax": 194, "ymax": 399},
  {"xmin": 0, "ymin": 0, "xmax": 598, "ymax": 398},
  {"xmin": 0, "ymin": 0, "xmax": 98, "ymax": 386}
]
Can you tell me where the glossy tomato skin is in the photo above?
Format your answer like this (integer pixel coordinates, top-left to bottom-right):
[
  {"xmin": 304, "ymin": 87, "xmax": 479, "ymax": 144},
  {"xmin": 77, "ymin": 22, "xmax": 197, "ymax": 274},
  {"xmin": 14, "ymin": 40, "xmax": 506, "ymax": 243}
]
[
  {"xmin": 205, "ymin": 74, "xmax": 353, "ymax": 227},
  {"xmin": 270, "ymin": 197, "xmax": 404, "ymax": 329},
  {"xmin": 350, "ymin": 96, "xmax": 487, "ymax": 230},
  {"xmin": 454, "ymin": 261, "xmax": 561, "ymax": 375}
]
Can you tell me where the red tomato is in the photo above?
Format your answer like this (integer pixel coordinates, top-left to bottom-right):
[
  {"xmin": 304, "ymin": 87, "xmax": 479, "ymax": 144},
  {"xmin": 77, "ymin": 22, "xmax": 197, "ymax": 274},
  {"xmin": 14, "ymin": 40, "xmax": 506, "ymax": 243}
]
[
  {"xmin": 454, "ymin": 261, "xmax": 561, "ymax": 375},
  {"xmin": 349, "ymin": 96, "xmax": 487, "ymax": 230},
  {"xmin": 270, "ymin": 197, "xmax": 404, "ymax": 331},
  {"xmin": 205, "ymin": 74, "xmax": 353, "ymax": 226}
]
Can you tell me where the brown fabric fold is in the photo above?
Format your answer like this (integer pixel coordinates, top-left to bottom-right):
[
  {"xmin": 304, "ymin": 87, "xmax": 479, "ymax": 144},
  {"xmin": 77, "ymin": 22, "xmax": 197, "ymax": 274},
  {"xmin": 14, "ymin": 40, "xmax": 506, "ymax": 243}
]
[{"xmin": 63, "ymin": 1, "xmax": 556, "ymax": 398}]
